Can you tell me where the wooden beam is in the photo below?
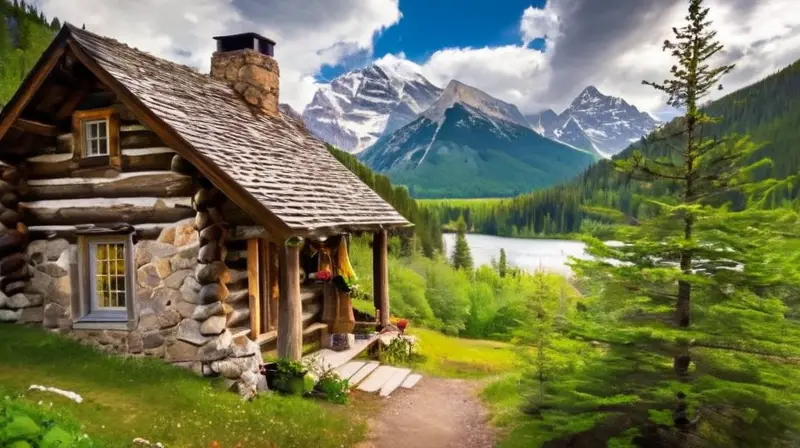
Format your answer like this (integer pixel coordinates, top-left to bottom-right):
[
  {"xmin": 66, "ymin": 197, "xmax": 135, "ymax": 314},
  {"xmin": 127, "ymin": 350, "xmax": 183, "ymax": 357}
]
[
  {"xmin": 20, "ymin": 197, "xmax": 194, "ymax": 226},
  {"xmin": 247, "ymin": 238, "xmax": 261, "ymax": 340},
  {"xmin": 277, "ymin": 242, "xmax": 302, "ymax": 360},
  {"xmin": 373, "ymin": 229, "xmax": 390, "ymax": 327},
  {"xmin": 26, "ymin": 172, "xmax": 193, "ymax": 200},
  {"xmin": 258, "ymin": 239, "xmax": 271, "ymax": 332},
  {"xmin": 0, "ymin": 43, "xmax": 66, "ymax": 141},
  {"xmin": 65, "ymin": 39, "xmax": 293, "ymax": 242},
  {"xmin": 12, "ymin": 118, "xmax": 59, "ymax": 137},
  {"xmin": 268, "ymin": 241, "xmax": 279, "ymax": 331},
  {"xmin": 55, "ymin": 88, "xmax": 88, "ymax": 119}
]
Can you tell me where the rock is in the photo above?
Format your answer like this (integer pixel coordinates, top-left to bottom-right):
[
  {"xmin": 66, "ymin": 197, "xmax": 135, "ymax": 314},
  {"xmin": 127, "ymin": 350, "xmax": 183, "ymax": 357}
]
[
  {"xmin": 128, "ymin": 331, "xmax": 144, "ymax": 353},
  {"xmin": 19, "ymin": 306, "xmax": 43, "ymax": 323},
  {"xmin": 176, "ymin": 319, "xmax": 213, "ymax": 346},
  {"xmin": 175, "ymin": 301, "xmax": 197, "ymax": 319},
  {"xmin": 134, "ymin": 240, "xmax": 178, "ymax": 268},
  {"xmin": 151, "ymin": 287, "xmax": 181, "ymax": 313},
  {"xmin": 25, "ymin": 240, "xmax": 47, "ymax": 265},
  {"xmin": 45, "ymin": 239, "xmax": 69, "ymax": 261},
  {"xmin": 191, "ymin": 301, "xmax": 225, "ymax": 321},
  {"xmin": 157, "ymin": 308, "xmax": 182, "ymax": 329},
  {"xmin": 135, "ymin": 286, "xmax": 153, "ymax": 304},
  {"xmin": 164, "ymin": 269, "xmax": 191, "ymax": 289},
  {"xmin": 256, "ymin": 374, "xmax": 269, "ymax": 392},
  {"xmin": 197, "ymin": 241, "xmax": 221, "ymax": 264},
  {"xmin": 199, "ymin": 224, "xmax": 225, "ymax": 245},
  {"xmin": 198, "ymin": 283, "xmax": 228, "ymax": 304},
  {"xmin": 179, "ymin": 275, "xmax": 204, "ymax": 304},
  {"xmin": 138, "ymin": 309, "xmax": 159, "ymax": 332},
  {"xmin": 170, "ymin": 253, "xmax": 194, "ymax": 272},
  {"xmin": 49, "ymin": 273, "xmax": 73, "ymax": 307},
  {"xmin": 43, "ymin": 303, "xmax": 69, "ymax": 328},
  {"xmin": 226, "ymin": 289, "xmax": 248, "ymax": 304},
  {"xmin": 26, "ymin": 268, "xmax": 52, "ymax": 295},
  {"xmin": 157, "ymin": 226, "xmax": 176, "ymax": 245},
  {"xmin": 3, "ymin": 280, "xmax": 26, "ymax": 296},
  {"xmin": 211, "ymin": 359, "xmax": 243, "ymax": 379},
  {"xmin": 196, "ymin": 330, "xmax": 232, "ymax": 361},
  {"xmin": 142, "ymin": 331, "xmax": 165, "ymax": 349},
  {"xmin": 237, "ymin": 370, "xmax": 259, "ymax": 400},
  {"xmin": 200, "ymin": 315, "xmax": 226, "ymax": 336},
  {"xmin": 226, "ymin": 307, "xmax": 250, "ymax": 327},
  {"xmin": 154, "ymin": 258, "xmax": 171, "ymax": 279},
  {"xmin": 165, "ymin": 339, "xmax": 199, "ymax": 362},
  {"xmin": 137, "ymin": 263, "xmax": 161, "ymax": 288},
  {"xmin": 0, "ymin": 309, "xmax": 21, "ymax": 322},
  {"xmin": 36, "ymin": 262, "xmax": 66, "ymax": 278},
  {"xmin": 195, "ymin": 212, "xmax": 210, "ymax": 231},
  {"xmin": 231, "ymin": 335, "xmax": 263, "ymax": 362},
  {"xmin": 196, "ymin": 261, "xmax": 226, "ymax": 285},
  {"xmin": 8, "ymin": 293, "xmax": 43, "ymax": 309},
  {"xmin": 226, "ymin": 269, "xmax": 248, "ymax": 285},
  {"xmin": 174, "ymin": 221, "xmax": 198, "ymax": 247}
]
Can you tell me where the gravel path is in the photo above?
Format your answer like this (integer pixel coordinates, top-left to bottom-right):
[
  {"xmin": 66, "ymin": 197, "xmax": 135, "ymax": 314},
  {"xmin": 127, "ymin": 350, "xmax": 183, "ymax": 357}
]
[{"xmin": 356, "ymin": 377, "xmax": 495, "ymax": 448}]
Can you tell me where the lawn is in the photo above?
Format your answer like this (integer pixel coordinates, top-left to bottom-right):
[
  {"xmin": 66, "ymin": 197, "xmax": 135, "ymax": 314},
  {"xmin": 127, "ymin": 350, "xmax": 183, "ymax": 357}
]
[
  {"xmin": 0, "ymin": 325, "xmax": 366, "ymax": 447},
  {"xmin": 404, "ymin": 328, "xmax": 518, "ymax": 379}
]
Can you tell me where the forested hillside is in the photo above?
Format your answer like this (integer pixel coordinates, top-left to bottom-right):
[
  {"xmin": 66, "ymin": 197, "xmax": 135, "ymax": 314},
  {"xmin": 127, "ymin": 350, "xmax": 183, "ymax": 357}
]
[
  {"xmin": 0, "ymin": 0, "xmax": 59, "ymax": 108},
  {"xmin": 427, "ymin": 58, "xmax": 800, "ymax": 237}
]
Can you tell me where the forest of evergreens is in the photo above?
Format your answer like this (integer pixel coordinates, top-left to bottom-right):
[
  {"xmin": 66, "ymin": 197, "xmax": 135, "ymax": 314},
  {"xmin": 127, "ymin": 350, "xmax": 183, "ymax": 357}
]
[{"xmin": 0, "ymin": 0, "xmax": 59, "ymax": 108}]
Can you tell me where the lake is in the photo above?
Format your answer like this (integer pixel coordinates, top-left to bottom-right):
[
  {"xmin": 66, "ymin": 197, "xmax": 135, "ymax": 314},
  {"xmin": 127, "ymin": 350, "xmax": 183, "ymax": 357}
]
[{"xmin": 442, "ymin": 233, "xmax": 588, "ymax": 277}]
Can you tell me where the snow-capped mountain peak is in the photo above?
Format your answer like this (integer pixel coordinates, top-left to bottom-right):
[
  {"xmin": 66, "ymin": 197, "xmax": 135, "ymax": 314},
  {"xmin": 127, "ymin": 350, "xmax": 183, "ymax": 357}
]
[
  {"xmin": 526, "ymin": 85, "xmax": 660, "ymax": 156},
  {"xmin": 302, "ymin": 60, "xmax": 442, "ymax": 153},
  {"xmin": 422, "ymin": 80, "xmax": 530, "ymax": 128}
]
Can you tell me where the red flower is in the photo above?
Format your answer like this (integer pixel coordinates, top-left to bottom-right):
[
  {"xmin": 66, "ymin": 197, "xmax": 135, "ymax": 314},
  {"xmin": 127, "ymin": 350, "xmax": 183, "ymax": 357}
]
[
  {"xmin": 396, "ymin": 319, "xmax": 408, "ymax": 333},
  {"xmin": 314, "ymin": 270, "xmax": 332, "ymax": 281}
]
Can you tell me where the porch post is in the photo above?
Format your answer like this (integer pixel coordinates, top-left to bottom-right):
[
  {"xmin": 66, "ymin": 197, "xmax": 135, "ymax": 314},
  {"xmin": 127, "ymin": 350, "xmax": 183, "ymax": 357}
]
[
  {"xmin": 373, "ymin": 229, "xmax": 390, "ymax": 327},
  {"xmin": 277, "ymin": 238, "xmax": 303, "ymax": 360}
]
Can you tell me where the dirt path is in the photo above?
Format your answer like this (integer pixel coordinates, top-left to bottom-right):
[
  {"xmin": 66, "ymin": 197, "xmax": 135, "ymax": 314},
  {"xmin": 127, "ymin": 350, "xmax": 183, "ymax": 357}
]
[{"xmin": 356, "ymin": 377, "xmax": 495, "ymax": 448}]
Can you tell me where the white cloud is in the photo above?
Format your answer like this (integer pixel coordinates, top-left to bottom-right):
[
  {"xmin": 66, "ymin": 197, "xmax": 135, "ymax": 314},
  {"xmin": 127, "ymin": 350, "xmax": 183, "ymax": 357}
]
[
  {"xmin": 520, "ymin": 2, "xmax": 561, "ymax": 46},
  {"xmin": 33, "ymin": 0, "xmax": 402, "ymax": 111}
]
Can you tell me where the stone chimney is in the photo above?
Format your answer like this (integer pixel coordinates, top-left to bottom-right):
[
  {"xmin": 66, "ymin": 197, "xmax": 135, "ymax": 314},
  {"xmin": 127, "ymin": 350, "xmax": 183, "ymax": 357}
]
[{"xmin": 210, "ymin": 33, "xmax": 279, "ymax": 117}]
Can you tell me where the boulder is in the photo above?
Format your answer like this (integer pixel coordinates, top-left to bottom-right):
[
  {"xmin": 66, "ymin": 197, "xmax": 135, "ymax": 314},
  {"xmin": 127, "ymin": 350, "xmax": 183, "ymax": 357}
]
[
  {"xmin": 226, "ymin": 307, "xmax": 250, "ymax": 327},
  {"xmin": 170, "ymin": 253, "xmax": 194, "ymax": 272},
  {"xmin": 237, "ymin": 370, "xmax": 259, "ymax": 401},
  {"xmin": 176, "ymin": 319, "xmax": 213, "ymax": 346},
  {"xmin": 196, "ymin": 330, "xmax": 233, "ymax": 361},
  {"xmin": 164, "ymin": 269, "xmax": 191, "ymax": 289},
  {"xmin": 19, "ymin": 306, "xmax": 43, "ymax": 323},
  {"xmin": 26, "ymin": 268, "xmax": 53, "ymax": 296},
  {"xmin": 142, "ymin": 331, "xmax": 165, "ymax": 350},
  {"xmin": 200, "ymin": 315, "xmax": 226, "ymax": 336},
  {"xmin": 196, "ymin": 261, "xmax": 226, "ymax": 285},
  {"xmin": 42, "ymin": 303, "xmax": 69, "ymax": 329},
  {"xmin": 151, "ymin": 287, "xmax": 181, "ymax": 313},
  {"xmin": 179, "ymin": 275, "xmax": 205, "ymax": 305},
  {"xmin": 138, "ymin": 309, "xmax": 160, "ymax": 332},
  {"xmin": 198, "ymin": 283, "xmax": 227, "ymax": 304},
  {"xmin": 157, "ymin": 308, "xmax": 182, "ymax": 329},
  {"xmin": 8, "ymin": 293, "xmax": 43, "ymax": 309},
  {"xmin": 157, "ymin": 226, "xmax": 176, "ymax": 245},
  {"xmin": 165, "ymin": 339, "xmax": 199, "ymax": 362},
  {"xmin": 211, "ymin": 359, "xmax": 243, "ymax": 379},
  {"xmin": 154, "ymin": 258, "xmax": 171, "ymax": 279},
  {"xmin": 37, "ymin": 261, "xmax": 67, "ymax": 278},
  {"xmin": 134, "ymin": 240, "xmax": 178, "ymax": 268},
  {"xmin": 175, "ymin": 301, "xmax": 197, "ymax": 319},
  {"xmin": 25, "ymin": 240, "xmax": 47, "ymax": 265},
  {"xmin": 128, "ymin": 331, "xmax": 144, "ymax": 353},
  {"xmin": 137, "ymin": 263, "xmax": 161, "ymax": 288},
  {"xmin": 174, "ymin": 220, "xmax": 198, "ymax": 248},
  {"xmin": 44, "ymin": 239, "xmax": 69, "ymax": 261},
  {"xmin": 0, "ymin": 309, "xmax": 21, "ymax": 322},
  {"xmin": 231, "ymin": 335, "xmax": 263, "ymax": 362},
  {"xmin": 191, "ymin": 301, "xmax": 225, "ymax": 321}
]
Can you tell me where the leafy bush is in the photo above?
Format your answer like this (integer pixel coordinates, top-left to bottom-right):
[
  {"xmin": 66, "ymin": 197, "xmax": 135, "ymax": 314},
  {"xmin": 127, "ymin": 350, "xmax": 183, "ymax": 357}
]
[
  {"xmin": 379, "ymin": 337, "xmax": 421, "ymax": 366},
  {"xmin": 271, "ymin": 358, "xmax": 313, "ymax": 396},
  {"xmin": 313, "ymin": 370, "xmax": 350, "ymax": 405},
  {"xmin": 0, "ymin": 398, "xmax": 94, "ymax": 448}
]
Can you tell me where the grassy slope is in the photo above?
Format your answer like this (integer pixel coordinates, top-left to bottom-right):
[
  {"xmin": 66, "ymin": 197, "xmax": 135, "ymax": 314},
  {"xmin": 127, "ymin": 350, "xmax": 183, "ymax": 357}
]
[
  {"xmin": 405, "ymin": 328, "xmax": 517, "ymax": 379},
  {"xmin": 0, "ymin": 325, "xmax": 365, "ymax": 448}
]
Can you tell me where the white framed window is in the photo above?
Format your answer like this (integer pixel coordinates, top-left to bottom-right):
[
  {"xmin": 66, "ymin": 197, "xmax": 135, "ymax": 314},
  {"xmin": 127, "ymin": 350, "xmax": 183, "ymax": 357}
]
[
  {"xmin": 75, "ymin": 234, "xmax": 135, "ymax": 327},
  {"xmin": 84, "ymin": 119, "xmax": 109, "ymax": 157}
]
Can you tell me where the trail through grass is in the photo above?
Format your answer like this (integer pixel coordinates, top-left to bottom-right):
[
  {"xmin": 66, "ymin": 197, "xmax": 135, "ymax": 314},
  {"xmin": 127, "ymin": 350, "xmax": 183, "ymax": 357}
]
[{"xmin": 0, "ymin": 325, "xmax": 366, "ymax": 447}]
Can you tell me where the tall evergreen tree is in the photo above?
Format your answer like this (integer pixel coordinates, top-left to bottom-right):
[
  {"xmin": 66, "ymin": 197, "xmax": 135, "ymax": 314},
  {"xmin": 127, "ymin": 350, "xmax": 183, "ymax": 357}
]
[
  {"xmin": 450, "ymin": 216, "xmax": 473, "ymax": 271},
  {"xmin": 498, "ymin": 248, "xmax": 508, "ymax": 278}
]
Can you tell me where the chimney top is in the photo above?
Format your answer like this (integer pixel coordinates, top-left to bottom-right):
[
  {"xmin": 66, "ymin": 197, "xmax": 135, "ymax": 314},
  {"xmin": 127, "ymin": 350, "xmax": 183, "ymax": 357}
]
[{"xmin": 213, "ymin": 33, "xmax": 276, "ymax": 57}]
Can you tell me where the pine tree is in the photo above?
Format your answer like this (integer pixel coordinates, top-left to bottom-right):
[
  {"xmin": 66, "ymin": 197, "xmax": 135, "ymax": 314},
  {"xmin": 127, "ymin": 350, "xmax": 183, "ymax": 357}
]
[
  {"xmin": 498, "ymin": 248, "xmax": 508, "ymax": 278},
  {"xmin": 450, "ymin": 216, "xmax": 473, "ymax": 271}
]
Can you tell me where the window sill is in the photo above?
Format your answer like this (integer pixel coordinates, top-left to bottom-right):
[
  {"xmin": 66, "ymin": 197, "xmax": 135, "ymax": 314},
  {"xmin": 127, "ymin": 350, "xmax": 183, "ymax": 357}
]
[
  {"xmin": 72, "ymin": 321, "xmax": 132, "ymax": 331},
  {"xmin": 74, "ymin": 311, "xmax": 132, "ymax": 331}
]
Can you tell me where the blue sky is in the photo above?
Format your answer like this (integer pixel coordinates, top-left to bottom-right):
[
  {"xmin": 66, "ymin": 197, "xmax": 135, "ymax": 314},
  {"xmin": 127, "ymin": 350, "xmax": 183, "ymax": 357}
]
[{"xmin": 317, "ymin": 0, "xmax": 547, "ymax": 83}]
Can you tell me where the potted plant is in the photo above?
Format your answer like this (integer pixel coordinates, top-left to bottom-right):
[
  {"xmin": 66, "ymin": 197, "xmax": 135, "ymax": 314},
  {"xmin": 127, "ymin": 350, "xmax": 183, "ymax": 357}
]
[{"xmin": 261, "ymin": 359, "xmax": 314, "ymax": 396}]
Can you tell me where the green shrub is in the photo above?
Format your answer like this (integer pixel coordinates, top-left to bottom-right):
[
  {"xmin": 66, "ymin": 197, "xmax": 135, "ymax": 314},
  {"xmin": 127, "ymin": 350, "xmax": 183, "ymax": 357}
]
[
  {"xmin": 0, "ymin": 398, "xmax": 94, "ymax": 448},
  {"xmin": 313, "ymin": 371, "xmax": 350, "ymax": 405}
]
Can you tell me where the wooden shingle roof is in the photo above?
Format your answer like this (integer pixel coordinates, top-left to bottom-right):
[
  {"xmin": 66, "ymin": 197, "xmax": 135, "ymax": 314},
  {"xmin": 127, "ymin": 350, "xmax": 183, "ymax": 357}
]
[{"xmin": 64, "ymin": 25, "xmax": 409, "ymax": 236}]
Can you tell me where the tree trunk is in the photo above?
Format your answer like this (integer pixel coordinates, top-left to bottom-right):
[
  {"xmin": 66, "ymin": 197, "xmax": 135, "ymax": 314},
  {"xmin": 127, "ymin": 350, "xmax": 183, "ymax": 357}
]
[{"xmin": 277, "ymin": 243, "xmax": 302, "ymax": 360}]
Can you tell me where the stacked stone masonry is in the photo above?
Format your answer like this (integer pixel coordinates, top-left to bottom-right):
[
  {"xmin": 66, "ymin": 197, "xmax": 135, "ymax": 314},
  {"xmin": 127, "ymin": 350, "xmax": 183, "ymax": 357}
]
[{"xmin": 210, "ymin": 49, "xmax": 280, "ymax": 117}]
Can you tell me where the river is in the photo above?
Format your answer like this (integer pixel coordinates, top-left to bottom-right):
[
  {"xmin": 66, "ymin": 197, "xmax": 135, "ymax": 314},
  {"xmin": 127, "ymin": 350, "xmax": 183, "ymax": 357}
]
[{"xmin": 442, "ymin": 233, "xmax": 588, "ymax": 277}]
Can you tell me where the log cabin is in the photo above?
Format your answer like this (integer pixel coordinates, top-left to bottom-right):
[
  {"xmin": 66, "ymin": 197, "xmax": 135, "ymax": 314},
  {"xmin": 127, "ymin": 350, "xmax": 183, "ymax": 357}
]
[{"xmin": 0, "ymin": 24, "xmax": 408, "ymax": 384}]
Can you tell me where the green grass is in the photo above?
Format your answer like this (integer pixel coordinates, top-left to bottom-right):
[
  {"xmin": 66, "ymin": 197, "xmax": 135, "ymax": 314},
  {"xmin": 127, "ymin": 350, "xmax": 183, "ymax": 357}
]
[
  {"xmin": 0, "ymin": 325, "xmax": 366, "ymax": 447},
  {"xmin": 417, "ymin": 198, "xmax": 510, "ymax": 206},
  {"xmin": 405, "ymin": 328, "xmax": 518, "ymax": 379}
]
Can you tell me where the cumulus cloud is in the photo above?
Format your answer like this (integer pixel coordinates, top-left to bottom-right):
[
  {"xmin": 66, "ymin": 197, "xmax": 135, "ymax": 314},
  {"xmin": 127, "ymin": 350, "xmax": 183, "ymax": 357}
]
[
  {"xmin": 33, "ymin": 0, "xmax": 402, "ymax": 111},
  {"xmin": 520, "ymin": 3, "xmax": 561, "ymax": 47}
]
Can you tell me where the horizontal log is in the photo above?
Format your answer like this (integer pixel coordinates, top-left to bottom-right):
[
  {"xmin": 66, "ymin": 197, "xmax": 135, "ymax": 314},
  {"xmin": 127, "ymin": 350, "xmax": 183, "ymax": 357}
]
[
  {"xmin": 20, "ymin": 197, "xmax": 194, "ymax": 226},
  {"xmin": 121, "ymin": 130, "xmax": 164, "ymax": 149},
  {"xmin": 122, "ymin": 149, "xmax": 173, "ymax": 172},
  {"xmin": 13, "ymin": 118, "xmax": 59, "ymax": 137},
  {"xmin": 26, "ymin": 172, "xmax": 192, "ymax": 200},
  {"xmin": 26, "ymin": 151, "xmax": 175, "ymax": 179},
  {"xmin": 28, "ymin": 223, "xmax": 165, "ymax": 243}
]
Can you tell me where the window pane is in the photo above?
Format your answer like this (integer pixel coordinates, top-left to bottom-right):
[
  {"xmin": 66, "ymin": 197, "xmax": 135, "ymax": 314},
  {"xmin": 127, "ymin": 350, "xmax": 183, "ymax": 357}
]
[
  {"xmin": 92, "ymin": 242, "xmax": 126, "ymax": 310},
  {"xmin": 99, "ymin": 123, "xmax": 106, "ymax": 138},
  {"xmin": 98, "ymin": 137, "xmax": 108, "ymax": 155}
]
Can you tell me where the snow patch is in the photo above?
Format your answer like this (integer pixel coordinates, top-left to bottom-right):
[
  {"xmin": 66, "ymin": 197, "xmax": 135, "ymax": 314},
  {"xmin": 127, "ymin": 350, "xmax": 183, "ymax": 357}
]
[
  {"xmin": 121, "ymin": 147, "xmax": 174, "ymax": 156},
  {"xmin": 29, "ymin": 385, "xmax": 83, "ymax": 403}
]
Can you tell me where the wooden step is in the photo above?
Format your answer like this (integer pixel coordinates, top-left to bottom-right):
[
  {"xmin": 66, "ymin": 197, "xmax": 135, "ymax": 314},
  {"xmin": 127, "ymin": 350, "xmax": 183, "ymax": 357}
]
[
  {"xmin": 303, "ymin": 322, "xmax": 328, "ymax": 336},
  {"xmin": 379, "ymin": 368, "xmax": 411, "ymax": 397},
  {"xmin": 301, "ymin": 284, "xmax": 323, "ymax": 302},
  {"xmin": 335, "ymin": 361, "xmax": 365, "ymax": 381},
  {"xmin": 357, "ymin": 366, "xmax": 397, "ymax": 393},
  {"xmin": 401, "ymin": 373, "xmax": 422, "ymax": 389},
  {"xmin": 255, "ymin": 330, "xmax": 277, "ymax": 346},
  {"xmin": 348, "ymin": 361, "xmax": 379, "ymax": 386}
]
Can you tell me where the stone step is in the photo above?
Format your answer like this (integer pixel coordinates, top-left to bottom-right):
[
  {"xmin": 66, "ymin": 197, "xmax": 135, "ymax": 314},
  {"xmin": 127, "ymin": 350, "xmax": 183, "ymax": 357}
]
[
  {"xmin": 357, "ymin": 366, "xmax": 398, "ymax": 393},
  {"xmin": 335, "ymin": 361, "xmax": 365, "ymax": 381},
  {"xmin": 348, "ymin": 361, "xmax": 379, "ymax": 386},
  {"xmin": 401, "ymin": 373, "xmax": 423, "ymax": 389},
  {"xmin": 379, "ymin": 368, "xmax": 411, "ymax": 397}
]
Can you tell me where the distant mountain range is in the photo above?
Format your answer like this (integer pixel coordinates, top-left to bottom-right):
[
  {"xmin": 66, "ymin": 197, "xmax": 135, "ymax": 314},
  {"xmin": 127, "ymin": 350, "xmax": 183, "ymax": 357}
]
[
  {"xmin": 359, "ymin": 80, "xmax": 597, "ymax": 198},
  {"xmin": 301, "ymin": 61, "xmax": 660, "ymax": 197},
  {"xmin": 527, "ymin": 86, "xmax": 661, "ymax": 157},
  {"xmin": 302, "ymin": 57, "xmax": 441, "ymax": 153}
]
